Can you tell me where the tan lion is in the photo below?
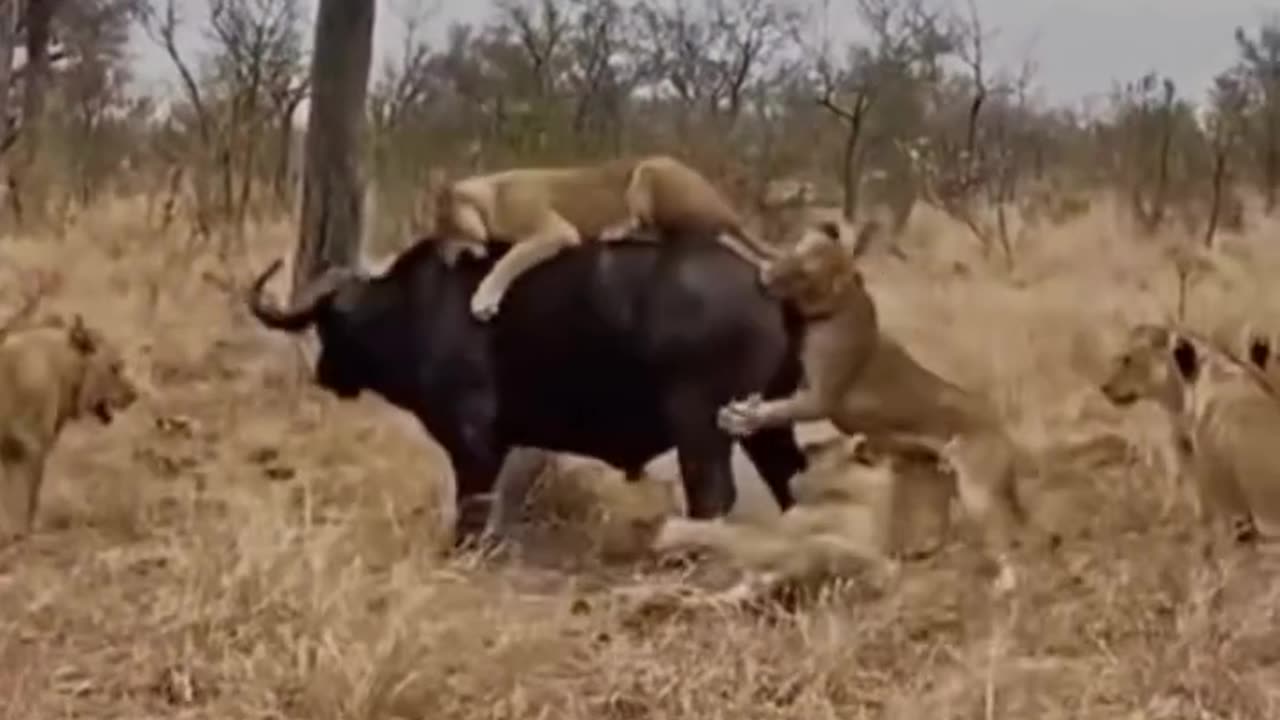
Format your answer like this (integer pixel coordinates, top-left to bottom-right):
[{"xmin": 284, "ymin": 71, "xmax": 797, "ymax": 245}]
[
  {"xmin": 432, "ymin": 154, "xmax": 781, "ymax": 321},
  {"xmin": 0, "ymin": 315, "xmax": 138, "ymax": 541},
  {"xmin": 651, "ymin": 434, "xmax": 900, "ymax": 603},
  {"xmin": 1099, "ymin": 323, "xmax": 1280, "ymax": 548},
  {"xmin": 718, "ymin": 220, "xmax": 1033, "ymax": 591}
]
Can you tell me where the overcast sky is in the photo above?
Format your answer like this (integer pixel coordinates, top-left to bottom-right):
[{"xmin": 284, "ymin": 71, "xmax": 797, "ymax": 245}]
[{"xmin": 127, "ymin": 0, "xmax": 1275, "ymax": 109}]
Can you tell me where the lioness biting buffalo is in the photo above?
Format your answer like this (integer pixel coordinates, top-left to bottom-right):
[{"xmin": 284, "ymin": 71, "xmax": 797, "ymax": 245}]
[
  {"xmin": 0, "ymin": 315, "xmax": 138, "ymax": 541},
  {"xmin": 715, "ymin": 215, "xmax": 1036, "ymax": 592}
]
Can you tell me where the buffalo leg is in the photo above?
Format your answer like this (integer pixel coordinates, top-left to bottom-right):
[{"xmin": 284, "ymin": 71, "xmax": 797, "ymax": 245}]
[
  {"xmin": 483, "ymin": 446, "xmax": 554, "ymax": 540},
  {"xmin": 430, "ymin": 398, "xmax": 505, "ymax": 548},
  {"xmin": 739, "ymin": 427, "xmax": 805, "ymax": 511},
  {"xmin": 664, "ymin": 387, "xmax": 736, "ymax": 519}
]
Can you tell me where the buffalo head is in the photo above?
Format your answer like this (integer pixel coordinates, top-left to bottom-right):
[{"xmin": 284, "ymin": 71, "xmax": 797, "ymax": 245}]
[{"xmin": 246, "ymin": 258, "xmax": 370, "ymax": 398}]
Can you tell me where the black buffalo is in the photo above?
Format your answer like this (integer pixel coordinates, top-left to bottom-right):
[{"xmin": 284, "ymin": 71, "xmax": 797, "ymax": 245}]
[{"xmin": 246, "ymin": 231, "xmax": 807, "ymax": 540}]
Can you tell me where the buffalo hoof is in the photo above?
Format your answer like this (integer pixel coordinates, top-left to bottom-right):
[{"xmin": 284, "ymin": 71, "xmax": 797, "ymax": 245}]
[{"xmin": 716, "ymin": 394, "xmax": 764, "ymax": 437}]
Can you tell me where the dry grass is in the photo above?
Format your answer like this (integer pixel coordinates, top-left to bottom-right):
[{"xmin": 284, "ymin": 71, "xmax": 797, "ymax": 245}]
[{"xmin": 3, "ymin": 192, "xmax": 1280, "ymax": 719}]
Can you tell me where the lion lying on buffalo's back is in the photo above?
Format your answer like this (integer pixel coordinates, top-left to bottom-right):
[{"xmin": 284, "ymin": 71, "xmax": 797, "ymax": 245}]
[{"xmin": 0, "ymin": 315, "xmax": 138, "ymax": 540}]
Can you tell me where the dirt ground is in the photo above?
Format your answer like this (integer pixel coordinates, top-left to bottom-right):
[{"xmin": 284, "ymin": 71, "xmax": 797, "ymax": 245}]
[{"xmin": 2, "ymin": 196, "xmax": 1280, "ymax": 719}]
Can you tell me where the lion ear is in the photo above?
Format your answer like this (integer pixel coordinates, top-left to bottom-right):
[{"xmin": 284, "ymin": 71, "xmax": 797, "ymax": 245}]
[
  {"xmin": 1243, "ymin": 324, "xmax": 1272, "ymax": 370},
  {"xmin": 1172, "ymin": 335, "xmax": 1200, "ymax": 383},
  {"xmin": 67, "ymin": 314, "xmax": 95, "ymax": 354}
]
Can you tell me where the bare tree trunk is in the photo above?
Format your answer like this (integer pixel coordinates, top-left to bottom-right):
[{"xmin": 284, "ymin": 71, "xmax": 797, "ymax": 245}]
[
  {"xmin": 817, "ymin": 90, "xmax": 870, "ymax": 223},
  {"xmin": 291, "ymin": 0, "xmax": 376, "ymax": 299},
  {"xmin": 273, "ymin": 93, "xmax": 305, "ymax": 207},
  {"xmin": 1263, "ymin": 129, "xmax": 1277, "ymax": 214},
  {"xmin": 1205, "ymin": 143, "xmax": 1230, "ymax": 248},
  {"xmin": 12, "ymin": 0, "xmax": 61, "ymax": 223},
  {"xmin": 0, "ymin": 1, "xmax": 17, "ymax": 153}
]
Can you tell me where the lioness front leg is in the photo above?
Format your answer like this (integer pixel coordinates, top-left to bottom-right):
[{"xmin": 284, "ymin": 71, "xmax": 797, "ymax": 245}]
[
  {"xmin": 470, "ymin": 214, "xmax": 581, "ymax": 321},
  {"xmin": 0, "ymin": 450, "xmax": 44, "ymax": 542},
  {"xmin": 717, "ymin": 389, "xmax": 826, "ymax": 437}
]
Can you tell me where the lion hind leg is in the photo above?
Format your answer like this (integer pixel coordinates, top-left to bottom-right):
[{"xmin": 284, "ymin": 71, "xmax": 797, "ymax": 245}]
[
  {"xmin": 469, "ymin": 214, "xmax": 581, "ymax": 321},
  {"xmin": 598, "ymin": 163, "xmax": 656, "ymax": 243},
  {"xmin": 439, "ymin": 193, "xmax": 492, "ymax": 266}
]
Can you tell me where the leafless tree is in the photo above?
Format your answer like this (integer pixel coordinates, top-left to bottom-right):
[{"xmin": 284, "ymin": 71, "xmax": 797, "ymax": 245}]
[
  {"xmin": 1234, "ymin": 19, "xmax": 1280, "ymax": 213},
  {"xmin": 562, "ymin": 0, "xmax": 635, "ymax": 148},
  {"xmin": 140, "ymin": 0, "xmax": 217, "ymax": 235},
  {"xmin": 1204, "ymin": 67, "xmax": 1249, "ymax": 247},
  {"xmin": 814, "ymin": 56, "xmax": 873, "ymax": 222},
  {"xmin": 635, "ymin": 0, "xmax": 799, "ymax": 129},
  {"xmin": 0, "ymin": 1, "xmax": 20, "ymax": 158},
  {"xmin": 205, "ymin": 0, "xmax": 307, "ymax": 224},
  {"xmin": 497, "ymin": 0, "xmax": 570, "ymax": 101},
  {"xmin": 6, "ymin": 0, "xmax": 65, "ymax": 222}
]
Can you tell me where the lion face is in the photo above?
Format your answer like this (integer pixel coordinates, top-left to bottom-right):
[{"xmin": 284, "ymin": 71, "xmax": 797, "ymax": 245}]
[
  {"xmin": 1100, "ymin": 324, "xmax": 1183, "ymax": 407},
  {"xmin": 762, "ymin": 219, "xmax": 858, "ymax": 314},
  {"xmin": 68, "ymin": 316, "xmax": 138, "ymax": 424},
  {"xmin": 790, "ymin": 434, "xmax": 890, "ymax": 505}
]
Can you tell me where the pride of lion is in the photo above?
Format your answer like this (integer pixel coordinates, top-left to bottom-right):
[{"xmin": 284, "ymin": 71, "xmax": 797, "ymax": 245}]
[{"xmin": 7, "ymin": 148, "xmax": 1280, "ymax": 612}]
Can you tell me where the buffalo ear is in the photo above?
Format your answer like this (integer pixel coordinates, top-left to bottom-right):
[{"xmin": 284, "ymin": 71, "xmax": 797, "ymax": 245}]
[
  {"xmin": 67, "ymin": 314, "xmax": 96, "ymax": 354},
  {"xmin": 1172, "ymin": 336, "xmax": 1200, "ymax": 383}
]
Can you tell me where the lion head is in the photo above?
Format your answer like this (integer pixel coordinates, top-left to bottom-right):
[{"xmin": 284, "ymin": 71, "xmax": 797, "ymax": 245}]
[
  {"xmin": 67, "ymin": 315, "xmax": 138, "ymax": 424},
  {"xmin": 762, "ymin": 218, "xmax": 864, "ymax": 316},
  {"xmin": 1099, "ymin": 324, "xmax": 1194, "ymax": 408},
  {"xmin": 790, "ymin": 434, "xmax": 896, "ymax": 506}
]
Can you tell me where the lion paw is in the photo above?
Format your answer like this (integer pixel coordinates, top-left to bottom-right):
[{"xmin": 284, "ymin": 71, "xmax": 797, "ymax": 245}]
[
  {"xmin": 717, "ymin": 394, "xmax": 765, "ymax": 437},
  {"xmin": 757, "ymin": 262, "xmax": 775, "ymax": 286},
  {"xmin": 469, "ymin": 287, "xmax": 502, "ymax": 322}
]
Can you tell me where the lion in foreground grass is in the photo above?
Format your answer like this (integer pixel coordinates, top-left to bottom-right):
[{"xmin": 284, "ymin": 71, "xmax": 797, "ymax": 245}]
[
  {"xmin": 650, "ymin": 433, "xmax": 901, "ymax": 604},
  {"xmin": 0, "ymin": 315, "xmax": 138, "ymax": 540}
]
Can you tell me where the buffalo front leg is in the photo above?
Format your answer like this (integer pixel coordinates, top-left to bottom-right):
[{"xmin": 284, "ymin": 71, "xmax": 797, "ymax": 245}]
[
  {"xmin": 717, "ymin": 388, "xmax": 826, "ymax": 438},
  {"xmin": 482, "ymin": 446, "xmax": 555, "ymax": 541},
  {"xmin": 470, "ymin": 216, "xmax": 581, "ymax": 321},
  {"xmin": 431, "ymin": 397, "xmax": 506, "ymax": 550},
  {"xmin": 665, "ymin": 387, "xmax": 737, "ymax": 519}
]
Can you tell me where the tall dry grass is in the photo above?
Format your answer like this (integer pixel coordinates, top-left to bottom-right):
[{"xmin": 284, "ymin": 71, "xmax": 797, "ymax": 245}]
[{"xmin": 1, "ymin": 193, "xmax": 1280, "ymax": 718}]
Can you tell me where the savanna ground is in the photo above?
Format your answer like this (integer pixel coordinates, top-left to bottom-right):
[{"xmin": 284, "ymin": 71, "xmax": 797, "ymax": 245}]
[{"xmin": 3, "ymin": 195, "xmax": 1280, "ymax": 719}]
